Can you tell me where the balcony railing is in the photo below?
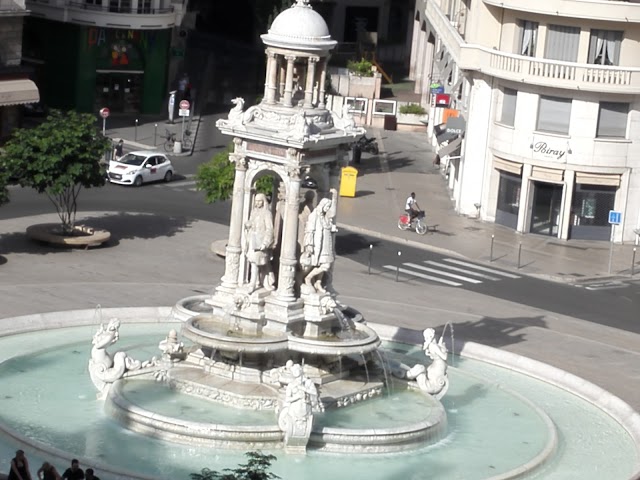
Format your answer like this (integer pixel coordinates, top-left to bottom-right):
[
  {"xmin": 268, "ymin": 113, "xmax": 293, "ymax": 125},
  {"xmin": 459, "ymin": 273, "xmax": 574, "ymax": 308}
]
[
  {"xmin": 66, "ymin": 1, "xmax": 174, "ymax": 14},
  {"xmin": 425, "ymin": 0, "xmax": 640, "ymax": 92},
  {"xmin": 483, "ymin": 0, "xmax": 640, "ymax": 23}
]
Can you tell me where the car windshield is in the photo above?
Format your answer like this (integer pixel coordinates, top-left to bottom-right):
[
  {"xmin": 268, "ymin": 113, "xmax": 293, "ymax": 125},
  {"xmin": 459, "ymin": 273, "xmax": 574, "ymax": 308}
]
[{"xmin": 118, "ymin": 154, "xmax": 146, "ymax": 166}]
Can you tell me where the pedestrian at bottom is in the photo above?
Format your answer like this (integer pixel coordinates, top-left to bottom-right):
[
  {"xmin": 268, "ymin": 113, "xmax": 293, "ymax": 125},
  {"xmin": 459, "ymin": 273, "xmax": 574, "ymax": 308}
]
[
  {"xmin": 61, "ymin": 459, "xmax": 84, "ymax": 480},
  {"xmin": 37, "ymin": 462, "xmax": 61, "ymax": 480},
  {"xmin": 8, "ymin": 449, "xmax": 32, "ymax": 480},
  {"xmin": 84, "ymin": 468, "xmax": 99, "ymax": 480}
]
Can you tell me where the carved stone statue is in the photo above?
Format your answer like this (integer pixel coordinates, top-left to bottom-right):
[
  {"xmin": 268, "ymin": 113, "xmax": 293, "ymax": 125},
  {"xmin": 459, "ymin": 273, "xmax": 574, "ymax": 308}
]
[
  {"xmin": 302, "ymin": 188, "xmax": 337, "ymax": 293},
  {"xmin": 158, "ymin": 329, "xmax": 185, "ymax": 361},
  {"xmin": 228, "ymin": 97, "xmax": 245, "ymax": 124},
  {"xmin": 88, "ymin": 318, "xmax": 142, "ymax": 394},
  {"xmin": 332, "ymin": 104, "xmax": 356, "ymax": 132},
  {"xmin": 291, "ymin": 111, "xmax": 310, "ymax": 140},
  {"xmin": 244, "ymin": 193, "xmax": 275, "ymax": 292},
  {"xmin": 277, "ymin": 362, "xmax": 322, "ymax": 452},
  {"xmin": 406, "ymin": 328, "xmax": 449, "ymax": 399}
]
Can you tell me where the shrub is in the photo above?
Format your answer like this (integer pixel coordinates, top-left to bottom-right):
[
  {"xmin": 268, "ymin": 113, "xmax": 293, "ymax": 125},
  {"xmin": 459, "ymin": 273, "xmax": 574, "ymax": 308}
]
[
  {"xmin": 399, "ymin": 103, "xmax": 426, "ymax": 115},
  {"xmin": 347, "ymin": 58, "xmax": 374, "ymax": 77}
]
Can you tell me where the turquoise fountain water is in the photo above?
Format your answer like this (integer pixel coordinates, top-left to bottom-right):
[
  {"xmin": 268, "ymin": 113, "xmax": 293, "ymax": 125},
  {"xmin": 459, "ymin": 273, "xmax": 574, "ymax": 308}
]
[{"xmin": 0, "ymin": 317, "xmax": 638, "ymax": 480}]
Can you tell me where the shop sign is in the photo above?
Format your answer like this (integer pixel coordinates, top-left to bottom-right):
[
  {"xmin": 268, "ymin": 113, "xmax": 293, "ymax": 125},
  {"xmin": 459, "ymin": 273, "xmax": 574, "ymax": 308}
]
[
  {"xmin": 531, "ymin": 141, "xmax": 566, "ymax": 160},
  {"xmin": 435, "ymin": 94, "xmax": 451, "ymax": 107},
  {"xmin": 430, "ymin": 82, "xmax": 444, "ymax": 94},
  {"xmin": 445, "ymin": 116, "xmax": 465, "ymax": 135}
]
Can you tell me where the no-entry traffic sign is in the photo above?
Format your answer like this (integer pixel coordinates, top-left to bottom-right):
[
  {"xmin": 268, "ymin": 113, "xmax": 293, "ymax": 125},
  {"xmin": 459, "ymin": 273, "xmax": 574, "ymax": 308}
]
[
  {"xmin": 99, "ymin": 107, "xmax": 110, "ymax": 119},
  {"xmin": 179, "ymin": 100, "xmax": 190, "ymax": 110}
]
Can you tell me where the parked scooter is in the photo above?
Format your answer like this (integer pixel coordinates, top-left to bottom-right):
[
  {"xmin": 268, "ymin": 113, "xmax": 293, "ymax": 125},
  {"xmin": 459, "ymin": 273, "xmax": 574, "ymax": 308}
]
[{"xmin": 356, "ymin": 134, "xmax": 379, "ymax": 155}]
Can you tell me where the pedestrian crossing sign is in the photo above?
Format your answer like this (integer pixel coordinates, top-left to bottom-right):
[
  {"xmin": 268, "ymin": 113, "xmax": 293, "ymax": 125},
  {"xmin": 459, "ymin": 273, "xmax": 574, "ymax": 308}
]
[{"xmin": 608, "ymin": 210, "xmax": 622, "ymax": 225}]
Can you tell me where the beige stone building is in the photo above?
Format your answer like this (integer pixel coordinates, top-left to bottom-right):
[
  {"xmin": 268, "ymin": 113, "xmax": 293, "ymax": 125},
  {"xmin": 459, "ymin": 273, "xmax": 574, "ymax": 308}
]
[
  {"xmin": 0, "ymin": 0, "xmax": 39, "ymax": 141},
  {"xmin": 411, "ymin": 0, "xmax": 640, "ymax": 243}
]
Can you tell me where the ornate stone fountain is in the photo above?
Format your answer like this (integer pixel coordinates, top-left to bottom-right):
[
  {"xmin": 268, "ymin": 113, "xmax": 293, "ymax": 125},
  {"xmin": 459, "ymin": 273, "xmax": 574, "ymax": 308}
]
[{"xmin": 87, "ymin": 0, "xmax": 449, "ymax": 455}]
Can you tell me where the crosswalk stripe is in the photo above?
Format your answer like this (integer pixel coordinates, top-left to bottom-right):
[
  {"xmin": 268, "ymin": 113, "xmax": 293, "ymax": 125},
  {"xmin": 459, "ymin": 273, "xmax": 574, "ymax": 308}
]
[
  {"xmin": 424, "ymin": 261, "xmax": 501, "ymax": 281},
  {"xmin": 403, "ymin": 263, "xmax": 482, "ymax": 284},
  {"xmin": 383, "ymin": 266, "xmax": 462, "ymax": 286},
  {"xmin": 443, "ymin": 258, "xmax": 521, "ymax": 278},
  {"xmin": 165, "ymin": 180, "xmax": 197, "ymax": 188}
]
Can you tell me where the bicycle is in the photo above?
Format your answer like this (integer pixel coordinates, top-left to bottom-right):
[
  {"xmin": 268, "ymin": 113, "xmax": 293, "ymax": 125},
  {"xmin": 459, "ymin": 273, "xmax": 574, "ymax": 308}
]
[
  {"xmin": 398, "ymin": 210, "xmax": 428, "ymax": 235},
  {"xmin": 163, "ymin": 129, "xmax": 176, "ymax": 152}
]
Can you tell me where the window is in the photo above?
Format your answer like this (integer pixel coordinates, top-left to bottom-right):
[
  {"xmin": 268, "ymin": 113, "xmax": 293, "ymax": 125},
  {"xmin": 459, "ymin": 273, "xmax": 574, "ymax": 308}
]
[
  {"xmin": 138, "ymin": 0, "xmax": 152, "ymax": 13},
  {"xmin": 588, "ymin": 30, "xmax": 622, "ymax": 65},
  {"xmin": 545, "ymin": 25, "xmax": 580, "ymax": 62},
  {"xmin": 500, "ymin": 88, "xmax": 517, "ymax": 126},
  {"xmin": 536, "ymin": 96, "xmax": 572, "ymax": 134},
  {"xmin": 518, "ymin": 20, "xmax": 538, "ymax": 57},
  {"xmin": 597, "ymin": 102, "xmax": 628, "ymax": 138}
]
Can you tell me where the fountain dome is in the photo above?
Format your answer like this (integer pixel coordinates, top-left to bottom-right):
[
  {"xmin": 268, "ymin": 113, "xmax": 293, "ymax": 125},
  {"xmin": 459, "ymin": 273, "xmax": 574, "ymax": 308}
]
[{"xmin": 261, "ymin": 0, "xmax": 337, "ymax": 52}]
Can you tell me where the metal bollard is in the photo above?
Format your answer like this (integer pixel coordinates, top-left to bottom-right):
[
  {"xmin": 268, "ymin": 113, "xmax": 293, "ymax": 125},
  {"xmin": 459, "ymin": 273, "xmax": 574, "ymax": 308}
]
[
  {"xmin": 490, "ymin": 235, "xmax": 495, "ymax": 262},
  {"xmin": 632, "ymin": 247, "xmax": 637, "ymax": 277},
  {"xmin": 135, "ymin": 118, "xmax": 139, "ymax": 142},
  {"xmin": 517, "ymin": 242, "xmax": 522, "ymax": 269},
  {"xmin": 154, "ymin": 123, "xmax": 158, "ymax": 146},
  {"xmin": 368, "ymin": 244, "xmax": 373, "ymax": 275},
  {"xmin": 396, "ymin": 251, "xmax": 401, "ymax": 282}
]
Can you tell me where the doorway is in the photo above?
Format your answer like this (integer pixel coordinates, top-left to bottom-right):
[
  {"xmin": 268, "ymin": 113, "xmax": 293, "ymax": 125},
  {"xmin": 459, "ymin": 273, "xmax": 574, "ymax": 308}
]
[
  {"xmin": 95, "ymin": 72, "xmax": 143, "ymax": 113},
  {"xmin": 530, "ymin": 181, "xmax": 563, "ymax": 236}
]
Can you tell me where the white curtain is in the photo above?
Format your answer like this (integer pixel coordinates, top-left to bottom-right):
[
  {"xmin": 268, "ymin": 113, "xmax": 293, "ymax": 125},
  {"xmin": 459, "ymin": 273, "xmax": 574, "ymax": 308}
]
[
  {"xmin": 537, "ymin": 96, "xmax": 572, "ymax": 134},
  {"xmin": 588, "ymin": 30, "xmax": 622, "ymax": 65},
  {"xmin": 545, "ymin": 25, "xmax": 580, "ymax": 62},
  {"xmin": 520, "ymin": 21, "xmax": 538, "ymax": 57}
]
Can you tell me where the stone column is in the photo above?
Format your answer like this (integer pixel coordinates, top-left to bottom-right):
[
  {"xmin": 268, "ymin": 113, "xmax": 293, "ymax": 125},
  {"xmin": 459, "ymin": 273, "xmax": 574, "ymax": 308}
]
[
  {"xmin": 219, "ymin": 148, "xmax": 248, "ymax": 291},
  {"xmin": 266, "ymin": 51, "xmax": 278, "ymax": 104},
  {"xmin": 279, "ymin": 60, "xmax": 286, "ymax": 100},
  {"xmin": 274, "ymin": 161, "xmax": 302, "ymax": 301},
  {"xmin": 304, "ymin": 56, "xmax": 318, "ymax": 108},
  {"xmin": 283, "ymin": 55, "xmax": 296, "ymax": 108},
  {"xmin": 318, "ymin": 58, "xmax": 327, "ymax": 109}
]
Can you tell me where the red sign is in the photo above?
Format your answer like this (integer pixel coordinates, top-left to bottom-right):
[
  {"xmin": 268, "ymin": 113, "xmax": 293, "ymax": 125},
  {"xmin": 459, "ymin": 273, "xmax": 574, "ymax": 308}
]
[
  {"xmin": 435, "ymin": 94, "xmax": 451, "ymax": 107},
  {"xmin": 179, "ymin": 100, "xmax": 190, "ymax": 110},
  {"xmin": 99, "ymin": 107, "xmax": 110, "ymax": 119}
]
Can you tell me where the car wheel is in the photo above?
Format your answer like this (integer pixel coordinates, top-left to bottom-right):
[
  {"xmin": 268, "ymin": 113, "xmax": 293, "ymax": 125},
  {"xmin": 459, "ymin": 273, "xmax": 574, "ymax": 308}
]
[
  {"xmin": 133, "ymin": 176, "xmax": 143, "ymax": 187},
  {"xmin": 164, "ymin": 170, "xmax": 173, "ymax": 183}
]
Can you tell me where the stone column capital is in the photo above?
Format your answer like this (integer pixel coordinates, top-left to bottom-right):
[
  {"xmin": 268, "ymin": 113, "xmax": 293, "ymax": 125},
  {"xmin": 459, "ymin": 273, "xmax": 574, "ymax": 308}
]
[
  {"xmin": 308, "ymin": 56, "xmax": 320, "ymax": 64},
  {"xmin": 230, "ymin": 154, "xmax": 247, "ymax": 170},
  {"xmin": 285, "ymin": 55, "xmax": 297, "ymax": 63}
]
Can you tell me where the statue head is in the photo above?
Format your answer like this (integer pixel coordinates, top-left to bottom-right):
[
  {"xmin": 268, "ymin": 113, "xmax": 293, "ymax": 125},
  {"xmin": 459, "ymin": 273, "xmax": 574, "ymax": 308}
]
[
  {"xmin": 254, "ymin": 193, "xmax": 268, "ymax": 209},
  {"xmin": 423, "ymin": 328, "xmax": 436, "ymax": 343},
  {"xmin": 317, "ymin": 197, "xmax": 332, "ymax": 214}
]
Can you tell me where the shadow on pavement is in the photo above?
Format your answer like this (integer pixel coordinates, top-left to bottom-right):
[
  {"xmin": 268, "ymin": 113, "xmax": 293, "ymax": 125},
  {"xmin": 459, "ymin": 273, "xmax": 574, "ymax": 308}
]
[
  {"xmin": 0, "ymin": 213, "xmax": 194, "ymax": 255},
  {"xmin": 336, "ymin": 232, "xmax": 382, "ymax": 255}
]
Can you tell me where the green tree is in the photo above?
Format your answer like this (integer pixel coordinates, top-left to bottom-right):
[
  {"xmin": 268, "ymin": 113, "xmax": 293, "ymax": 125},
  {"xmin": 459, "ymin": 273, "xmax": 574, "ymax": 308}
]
[
  {"xmin": 196, "ymin": 147, "xmax": 273, "ymax": 203},
  {"xmin": 0, "ymin": 159, "xmax": 10, "ymax": 207},
  {"xmin": 190, "ymin": 451, "xmax": 280, "ymax": 480},
  {"xmin": 0, "ymin": 109, "xmax": 111, "ymax": 234}
]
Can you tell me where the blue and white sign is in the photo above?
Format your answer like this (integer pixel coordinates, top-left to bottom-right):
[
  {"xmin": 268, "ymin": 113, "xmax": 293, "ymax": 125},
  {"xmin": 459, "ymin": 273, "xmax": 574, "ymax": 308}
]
[{"xmin": 608, "ymin": 210, "xmax": 622, "ymax": 225}]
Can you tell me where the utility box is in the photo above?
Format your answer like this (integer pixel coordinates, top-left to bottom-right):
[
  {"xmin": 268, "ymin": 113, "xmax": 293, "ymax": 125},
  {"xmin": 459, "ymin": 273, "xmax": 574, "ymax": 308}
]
[
  {"xmin": 384, "ymin": 115, "xmax": 397, "ymax": 131},
  {"xmin": 340, "ymin": 166, "xmax": 358, "ymax": 197}
]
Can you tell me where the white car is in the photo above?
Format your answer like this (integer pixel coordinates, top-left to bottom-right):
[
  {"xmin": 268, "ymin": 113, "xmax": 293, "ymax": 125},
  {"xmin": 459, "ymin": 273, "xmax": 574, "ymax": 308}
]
[{"xmin": 108, "ymin": 151, "xmax": 174, "ymax": 186}]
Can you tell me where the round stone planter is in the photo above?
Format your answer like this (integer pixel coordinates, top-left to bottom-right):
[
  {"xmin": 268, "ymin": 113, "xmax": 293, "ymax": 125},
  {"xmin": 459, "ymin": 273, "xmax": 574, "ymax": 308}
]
[{"xmin": 26, "ymin": 223, "xmax": 111, "ymax": 248}]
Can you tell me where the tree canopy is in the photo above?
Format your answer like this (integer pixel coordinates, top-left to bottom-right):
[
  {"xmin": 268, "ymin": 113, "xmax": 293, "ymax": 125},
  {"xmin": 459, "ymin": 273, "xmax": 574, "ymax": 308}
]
[
  {"xmin": 190, "ymin": 451, "xmax": 279, "ymax": 480},
  {"xmin": 1, "ymin": 109, "xmax": 111, "ymax": 233}
]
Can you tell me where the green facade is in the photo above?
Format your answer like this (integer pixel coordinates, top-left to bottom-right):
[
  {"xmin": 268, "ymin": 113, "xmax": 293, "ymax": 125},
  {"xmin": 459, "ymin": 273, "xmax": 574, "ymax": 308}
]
[{"xmin": 23, "ymin": 18, "xmax": 170, "ymax": 114}]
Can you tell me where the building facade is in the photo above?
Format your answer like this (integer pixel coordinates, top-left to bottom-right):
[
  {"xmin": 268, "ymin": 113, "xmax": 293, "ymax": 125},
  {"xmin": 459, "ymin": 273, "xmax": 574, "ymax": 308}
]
[
  {"xmin": 410, "ymin": 0, "xmax": 640, "ymax": 243},
  {"xmin": 0, "ymin": 0, "xmax": 39, "ymax": 141},
  {"xmin": 23, "ymin": 0, "xmax": 186, "ymax": 114}
]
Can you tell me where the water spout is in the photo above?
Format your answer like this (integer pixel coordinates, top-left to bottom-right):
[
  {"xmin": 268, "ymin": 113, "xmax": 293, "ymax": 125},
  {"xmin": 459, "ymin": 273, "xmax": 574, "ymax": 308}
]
[{"xmin": 440, "ymin": 322, "xmax": 455, "ymax": 366}]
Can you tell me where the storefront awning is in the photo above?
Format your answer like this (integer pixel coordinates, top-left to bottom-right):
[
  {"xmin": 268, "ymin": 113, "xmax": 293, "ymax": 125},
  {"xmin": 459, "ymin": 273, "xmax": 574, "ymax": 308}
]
[
  {"xmin": 0, "ymin": 79, "xmax": 39, "ymax": 107},
  {"xmin": 438, "ymin": 136, "xmax": 462, "ymax": 157}
]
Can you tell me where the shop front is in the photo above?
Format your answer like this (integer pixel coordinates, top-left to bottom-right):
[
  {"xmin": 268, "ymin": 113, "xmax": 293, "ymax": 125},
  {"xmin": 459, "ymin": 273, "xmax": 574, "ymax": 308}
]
[{"xmin": 22, "ymin": 18, "xmax": 170, "ymax": 114}]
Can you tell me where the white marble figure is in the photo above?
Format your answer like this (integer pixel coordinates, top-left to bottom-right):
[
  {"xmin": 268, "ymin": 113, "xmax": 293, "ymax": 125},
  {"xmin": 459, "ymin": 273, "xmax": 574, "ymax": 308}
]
[
  {"xmin": 277, "ymin": 362, "xmax": 321, "ymax": 451},
  {"xmin": 158, "ymin": 329, "xmax": 184, "ymax": 360},
  {"xmin": 88, "ymin": 318, "xmax": 142, "ymax": 394},
  {"xmin": 228, "ymin": 97, "xmax": 245, "ymax": 124},
  {"xmin": 290, "ymin": 111, "xmax": 310, "ymax": 140},
  {"xmin": 406, "ymin": 328, "xmax": 449, "ymax": 399},
  {"xmin": 332, "ymin": 104, "xmax": 356, "ymax": 132},
  {"xmin": 244, "ymin": 193, "xmax": 276, "ymax": 292},
  {"xmin": 302, "ymin": 188, "xmax": 338, "ymax": 293}
]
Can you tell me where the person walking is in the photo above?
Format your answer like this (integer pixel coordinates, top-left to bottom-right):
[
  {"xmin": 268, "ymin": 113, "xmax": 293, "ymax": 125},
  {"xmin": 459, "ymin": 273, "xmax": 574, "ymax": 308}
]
[
  {"xmin": 113, "ymin": 139, "xmax": 124, "ymax": 161},
  {"xmin": 37, "ymin": 462, "xmax": 61, "ymax": 480},
  {"xmin": 8, "ymin": 450, "xmax": 32, "ymax": 480}
]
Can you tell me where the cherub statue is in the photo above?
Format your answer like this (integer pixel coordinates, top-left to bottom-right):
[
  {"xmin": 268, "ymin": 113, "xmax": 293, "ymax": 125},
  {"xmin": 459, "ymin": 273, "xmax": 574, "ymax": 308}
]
[
  {"xmin": 158, "ymin": 329, "xmax": 184, "ymax": 361},
  {"xmin": 406, "ymin": 328, "xmax": 449, "ymax": 399}
]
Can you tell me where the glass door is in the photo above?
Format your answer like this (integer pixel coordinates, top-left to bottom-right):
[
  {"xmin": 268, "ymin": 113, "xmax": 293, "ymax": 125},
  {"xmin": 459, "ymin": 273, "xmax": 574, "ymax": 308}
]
[{"xmin": 530, "ymin": 181, "xmax": 563, "ymax": 236}]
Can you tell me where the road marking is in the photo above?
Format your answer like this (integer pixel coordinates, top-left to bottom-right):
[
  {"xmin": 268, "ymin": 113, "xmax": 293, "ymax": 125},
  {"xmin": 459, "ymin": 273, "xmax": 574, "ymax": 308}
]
[
  {"xmin": 583, "ymin": 282, "xmax": 628, "ymax": 291},
  {"xmin": 164, "ymin": 180, "xmax": 197, "ymax": 189},
  {"xmin": 383, "ymin": 266, "xmax": 462, "ymax": 286},
  {"xmin": 403, "ymin": 262, "xmax": 483, "ymax": 284},
  {"xmin": 443, "ymin": 259, "xmax": 521, "ymax": 278},
  {"xmin": 424, "ymin": 261, "xmax": 501, "ymax": 281}
]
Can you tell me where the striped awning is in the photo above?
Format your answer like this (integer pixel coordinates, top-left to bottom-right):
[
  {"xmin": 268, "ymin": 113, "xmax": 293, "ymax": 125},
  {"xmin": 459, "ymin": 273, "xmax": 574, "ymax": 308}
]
[{"xmin": 0, "ymin": 79, "xmax": 39, "ymax": 107}]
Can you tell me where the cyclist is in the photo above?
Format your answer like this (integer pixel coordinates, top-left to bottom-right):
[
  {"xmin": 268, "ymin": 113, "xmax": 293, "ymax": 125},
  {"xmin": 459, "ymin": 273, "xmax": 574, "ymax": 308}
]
[{"xmin": 405, "ymin": 192, "xmax": 422, "ymax": 223}]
